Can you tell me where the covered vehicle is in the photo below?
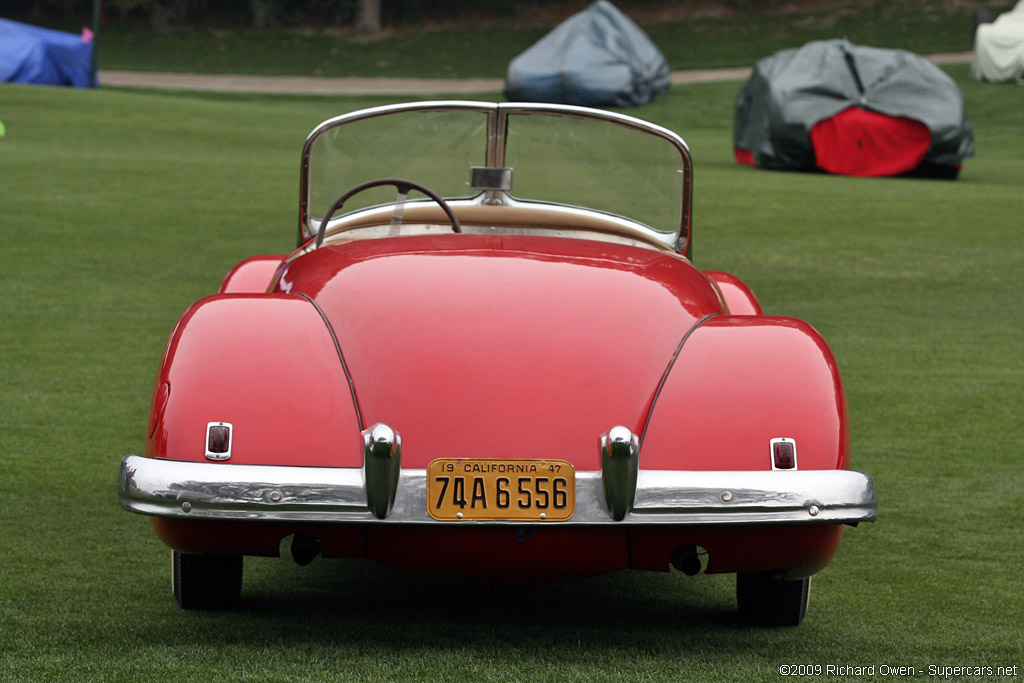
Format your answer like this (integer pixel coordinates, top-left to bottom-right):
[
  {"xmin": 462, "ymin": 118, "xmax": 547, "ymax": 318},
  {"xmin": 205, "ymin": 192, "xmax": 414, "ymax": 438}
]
[
  {"xmin": 504, "ymin": 0, "xmax": 669, "ymax": 107},
  {"xmin": 734, "ymin": 39, "xmax": 974, "ymax": 178},
  {"xmin": 971, "ymin": 0, "xmax": 1024, "ymax": 84},
  {"xmin": 0, "ymin": 19, "xmax": 94, "ymax": 88},
  {"xmin": 119, "ymin": 101, "xmax": 876, "ymax": 626}
]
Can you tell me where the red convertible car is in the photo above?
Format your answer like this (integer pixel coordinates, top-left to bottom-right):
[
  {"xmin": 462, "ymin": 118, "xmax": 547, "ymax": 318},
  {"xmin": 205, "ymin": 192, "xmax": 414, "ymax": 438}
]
[{"xmin": 119, "ymin": 101, "xmax": 875, "ymax": 625}]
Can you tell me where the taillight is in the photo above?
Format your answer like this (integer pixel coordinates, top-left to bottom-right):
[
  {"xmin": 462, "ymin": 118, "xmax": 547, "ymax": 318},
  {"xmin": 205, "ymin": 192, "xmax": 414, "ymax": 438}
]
[
  {"xmin": 205, "ymin": 422, "xmax": 232, "ymax": 461},
  {"xmin": 770, "ymin": 437, "xmax": 797, "ymax": 470}
]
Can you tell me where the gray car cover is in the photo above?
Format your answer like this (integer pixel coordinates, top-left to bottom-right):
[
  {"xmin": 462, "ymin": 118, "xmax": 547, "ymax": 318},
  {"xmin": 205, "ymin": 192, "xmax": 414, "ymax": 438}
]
[
  {"xmin": 734, "ymin": 39, "xmax": 974, "ymax": 177},
  {"xmin": 504, "ymin": 0, "xmax": 669, "ymax": 107}
]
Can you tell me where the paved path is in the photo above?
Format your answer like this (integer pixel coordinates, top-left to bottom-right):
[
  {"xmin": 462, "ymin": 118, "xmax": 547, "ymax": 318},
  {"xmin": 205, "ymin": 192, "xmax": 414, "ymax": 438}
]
[{"xmin": 98, "ymin": 52, "xmax": 972, "ymax": 95}]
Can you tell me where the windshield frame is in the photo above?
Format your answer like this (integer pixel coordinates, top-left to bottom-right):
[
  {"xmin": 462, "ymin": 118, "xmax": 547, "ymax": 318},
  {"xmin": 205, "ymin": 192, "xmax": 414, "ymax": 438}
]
[{"xmin": 299, "ymin": 101, "xmax": 693, "ymax": 254}]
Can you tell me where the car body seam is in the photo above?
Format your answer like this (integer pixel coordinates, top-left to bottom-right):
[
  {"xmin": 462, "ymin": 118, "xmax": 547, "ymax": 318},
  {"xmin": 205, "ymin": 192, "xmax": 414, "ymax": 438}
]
[
  {"xmin": 294, "ymin": 292, "xmax": 365, "ymax": 432},
  {"xmin": 639, "ymin": 312, "xmax": 720, "ymax": 448}
]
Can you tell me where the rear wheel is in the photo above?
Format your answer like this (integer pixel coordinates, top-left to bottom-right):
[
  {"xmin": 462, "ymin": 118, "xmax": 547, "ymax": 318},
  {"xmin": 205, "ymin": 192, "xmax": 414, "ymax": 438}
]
[
  {"xmin": 736, "ymin": 572, "xmax": 810, "ymax": 626},
  {"xmin": 172, "ymin": 551, "xmax": 243, "ymax": 610}
]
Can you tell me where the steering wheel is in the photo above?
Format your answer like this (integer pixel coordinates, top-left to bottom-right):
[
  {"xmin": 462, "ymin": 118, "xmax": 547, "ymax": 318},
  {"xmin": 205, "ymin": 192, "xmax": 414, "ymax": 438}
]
[{"xmin": 315, "ymin": 178, "xmax": 462, "ymax": 247}]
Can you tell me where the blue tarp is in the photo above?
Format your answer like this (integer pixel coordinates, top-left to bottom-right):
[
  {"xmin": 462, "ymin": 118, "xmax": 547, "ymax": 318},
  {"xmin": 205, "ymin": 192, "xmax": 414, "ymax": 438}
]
[
  {"xmin": 505, "ymin": 1, "xmax": 669, "ymax": 107},
  {"xmin": 0, "ymin": 19, "xmax": 94, "ymax": 88}
]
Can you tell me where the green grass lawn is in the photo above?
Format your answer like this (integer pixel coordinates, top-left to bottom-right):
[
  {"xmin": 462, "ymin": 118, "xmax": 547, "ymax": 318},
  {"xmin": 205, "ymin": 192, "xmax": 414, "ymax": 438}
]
[{"xmin": 2, "ymin": 65, "xmax": 1022, "ymax": 680}]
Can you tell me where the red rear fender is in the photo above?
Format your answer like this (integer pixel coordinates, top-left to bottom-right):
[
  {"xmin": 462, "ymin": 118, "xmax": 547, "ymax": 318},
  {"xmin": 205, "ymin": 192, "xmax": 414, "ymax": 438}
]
[
  {"xmin": 641, "ymin": 315, "xmax": 849, "ymax": 471},
  {"xmin": 218, "ymin": 255, "xmax": 287, "ymax": 294},
  {"xmin": 702, "ymin": 270, "xmax": 762, "ymax": 315},
  {"xmin": 146, "ymin": 294, "xmax": 364, "ymax": 467}
]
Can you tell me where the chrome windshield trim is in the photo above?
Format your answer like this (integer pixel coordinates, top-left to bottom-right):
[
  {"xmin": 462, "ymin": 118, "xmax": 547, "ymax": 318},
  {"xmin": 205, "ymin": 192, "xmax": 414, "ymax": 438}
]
[
  {"xmin": 313, "ymin": 195, "xmax": 679, "ymax": 251},
  {"xmin": 120, "ymin": 455, "xmax": 875, "ymax": 526},
  {"xmin": 298, "ymin": 101, "xmax": 692, "ymax": 253}
]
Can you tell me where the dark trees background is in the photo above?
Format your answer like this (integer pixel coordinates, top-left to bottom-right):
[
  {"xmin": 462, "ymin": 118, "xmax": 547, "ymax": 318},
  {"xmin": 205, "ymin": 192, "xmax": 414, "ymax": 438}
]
[{"xmin": 5, "ymin": 0, "xmax": 524, "ymax": 32}]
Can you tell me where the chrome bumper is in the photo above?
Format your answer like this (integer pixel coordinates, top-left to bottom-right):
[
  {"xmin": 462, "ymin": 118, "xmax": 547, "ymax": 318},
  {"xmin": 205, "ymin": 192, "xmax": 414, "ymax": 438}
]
[{"xmin": 119, "ymin": 454, "xmax": 876, "ymax": 526}]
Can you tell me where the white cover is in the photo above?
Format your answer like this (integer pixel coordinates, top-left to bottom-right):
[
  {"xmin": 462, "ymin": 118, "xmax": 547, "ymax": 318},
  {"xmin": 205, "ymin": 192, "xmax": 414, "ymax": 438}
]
[{"xmin": 971, "ymin": 0, "xmax": 1024, "ymax": 83}]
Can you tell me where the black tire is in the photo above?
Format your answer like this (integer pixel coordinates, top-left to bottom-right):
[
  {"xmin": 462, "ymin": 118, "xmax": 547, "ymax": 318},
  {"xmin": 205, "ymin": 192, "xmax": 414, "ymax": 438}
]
[
  {"xmin": 736, "ymin": 572, "xmax": 810, "ymax": 626},
  {"xmin": 172, "ymin": 551, "xmax": 243, "ymax": 610}
]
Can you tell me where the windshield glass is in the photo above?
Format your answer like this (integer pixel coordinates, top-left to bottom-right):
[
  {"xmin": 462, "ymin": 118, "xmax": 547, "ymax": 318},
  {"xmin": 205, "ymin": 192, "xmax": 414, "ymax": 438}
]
[
  {"xmin": 504, "ymin": 113, "xmax": 682, "ymax": 234},
  {"xmin": 308, "ymin": 109, "xmax": 488, "ymax": 221},
  {"xmin": 303, "ymin": 103, "xmax": 689, "ymax": 247}
]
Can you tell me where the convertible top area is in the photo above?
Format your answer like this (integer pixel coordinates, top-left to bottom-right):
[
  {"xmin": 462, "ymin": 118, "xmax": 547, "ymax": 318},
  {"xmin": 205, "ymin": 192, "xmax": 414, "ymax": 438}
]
[{"xmin": 299, "ymin": 101, "xmax": 693, "ymax": 255}]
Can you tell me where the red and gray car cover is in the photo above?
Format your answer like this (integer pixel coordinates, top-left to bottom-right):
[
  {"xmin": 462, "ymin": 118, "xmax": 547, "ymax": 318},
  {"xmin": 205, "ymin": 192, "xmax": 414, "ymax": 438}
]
[{"xmin": 734, "ymin": 39, "xmax": 974, "ymax": 178}]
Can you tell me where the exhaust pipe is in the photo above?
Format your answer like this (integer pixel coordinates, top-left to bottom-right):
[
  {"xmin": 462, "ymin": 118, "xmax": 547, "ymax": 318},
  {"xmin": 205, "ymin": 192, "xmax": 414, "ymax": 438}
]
[
  {"xmin": 670, "ymin": 545, "xmax": 703, "ymax": 576},
  {"xmin": 290, "ymin": 534, "xmax": 322, "ymax": 566}
]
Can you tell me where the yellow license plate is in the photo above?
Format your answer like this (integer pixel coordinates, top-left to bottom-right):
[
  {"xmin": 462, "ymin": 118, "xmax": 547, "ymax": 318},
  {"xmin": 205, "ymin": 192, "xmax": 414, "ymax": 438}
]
[{"xmin": 426, "ymin": 459, "xmax": 575, "ymax": 521}]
